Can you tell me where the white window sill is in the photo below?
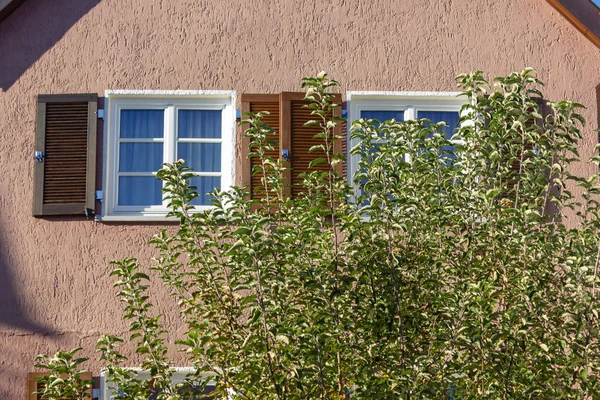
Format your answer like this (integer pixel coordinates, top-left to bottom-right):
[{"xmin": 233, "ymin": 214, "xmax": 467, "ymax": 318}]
[{"xmin": 95, "ymin": 215, "xmax": 181, "ymax": 222}]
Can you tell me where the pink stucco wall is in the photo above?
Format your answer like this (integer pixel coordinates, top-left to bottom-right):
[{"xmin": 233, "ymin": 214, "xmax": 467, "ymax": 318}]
[{"xmin": 0, "ymin": 0, "xmax": 598, "ymax": 398}]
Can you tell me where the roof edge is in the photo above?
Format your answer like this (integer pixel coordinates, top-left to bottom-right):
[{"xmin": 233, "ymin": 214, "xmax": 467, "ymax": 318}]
[
  {"xmin": 546, "ymin": 0, "xmax": 600, "ymax": 49},
  {"xmin": 0, "ymin": 0, "xmax": 26, "ymax": 23}
]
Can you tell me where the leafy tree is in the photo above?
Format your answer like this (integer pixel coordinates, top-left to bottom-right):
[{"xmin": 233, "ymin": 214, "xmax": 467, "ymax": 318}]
[
  {"xmin": 34, "ymin": 348, "xmax": 92, "ymax": 399},
  {"xmin": 36, "ymin": 69, "xmax": 600, "ymax": 399}
]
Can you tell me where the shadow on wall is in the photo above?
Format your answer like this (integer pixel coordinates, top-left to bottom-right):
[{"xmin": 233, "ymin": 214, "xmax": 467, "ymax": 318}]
[
  {"xmin": 0, "ymin": 231, "xmax": 50, "ymax": 333},
  {"xmin": 0, "ymin": 0, "xmax": 102, "ymax": 91}
]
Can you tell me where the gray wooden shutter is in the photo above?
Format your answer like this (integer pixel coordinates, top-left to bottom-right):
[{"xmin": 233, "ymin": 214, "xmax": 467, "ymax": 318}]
[{"xmin": 33, "ymin": 94, "xmax": 97, "ymax": 217}]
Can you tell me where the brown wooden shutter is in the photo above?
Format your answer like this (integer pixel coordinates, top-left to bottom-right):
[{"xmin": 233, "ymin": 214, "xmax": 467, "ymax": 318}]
[
  {"xmin": 26, "ymin": 371, "xmax": 93, "ymax": 400},
  {"xmin": 596, "ymin": 84, "xmax": 600, "ymax": 134},
  {"xmin": 280, "ymin": 92, "xmax": 343, "ymax": 197},
  {"xmin": 240, "ymin": 94, "xmax": 280, "ymax": 200},
  {"xmin": 502, "ymin": 98, "xmax": 548, "ymax": 201},
  {"xmin": 33, "ymin": 94, "xmax": 97, "ymax": 217}
]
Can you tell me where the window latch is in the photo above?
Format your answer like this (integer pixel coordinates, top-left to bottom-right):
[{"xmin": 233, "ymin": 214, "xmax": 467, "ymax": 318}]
[
  {"xmin": 282, "ymin": 149, "xmax": 290, "ymax": 162},
  {"xmin": 34, "ymin": 150, "xmax": 44, "ymax": 163}
]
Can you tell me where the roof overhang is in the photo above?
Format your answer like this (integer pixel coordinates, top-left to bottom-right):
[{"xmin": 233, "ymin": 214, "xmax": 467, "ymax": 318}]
[
  {"xmin": 0, "ymin": 0, "xmax": 26, "ymax": 23},
  {"xmin": 547, "ymin": 0, "xmax": 600, "ymax": 48}
]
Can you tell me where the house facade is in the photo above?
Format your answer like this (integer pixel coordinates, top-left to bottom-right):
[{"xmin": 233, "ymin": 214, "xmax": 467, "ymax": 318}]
[{"xmin": 0, "ymin": 0, "xmax": 599, "ymax": 398}]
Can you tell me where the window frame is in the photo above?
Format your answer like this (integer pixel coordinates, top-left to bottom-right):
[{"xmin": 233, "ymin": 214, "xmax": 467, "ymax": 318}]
[
  {"xmin": 99, "ymin": 367, "xmax": 230, "ymax": 400},
  {"xmin": 102, "ymin": 90, "xmax": 236, "ymax": 221},
  {"xmin": 347, "ymin": 91, "xmax": 465, "ymax": 198}
]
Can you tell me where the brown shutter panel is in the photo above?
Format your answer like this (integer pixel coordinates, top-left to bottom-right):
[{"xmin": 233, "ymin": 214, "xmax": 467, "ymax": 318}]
[
  {"xmin": 33, "ymin": 94, "xmax": 97, "ymax": 217},
  {"xmin": 240, "ymin": 94, "xmax": 280, "ymax": 200},
  {"xmin": 280, "ymin": 92, "xmax": 343, "ymax": 197},
  {"xmin": 596, "ymin": 83, "xmax": 600, "ymax": 134},
  {"xmin": 26, "ymin": 371, "xmax": 93, "ymax": 400},
  {"xmin": 503, "ymin": 98, "xmax": 548, "ymax": 201}
]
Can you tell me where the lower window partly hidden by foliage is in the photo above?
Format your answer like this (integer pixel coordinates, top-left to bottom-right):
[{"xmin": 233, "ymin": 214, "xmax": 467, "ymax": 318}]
[{"xmin": 35, "ymin": 69, "xmax": 600, "ymax": 399}]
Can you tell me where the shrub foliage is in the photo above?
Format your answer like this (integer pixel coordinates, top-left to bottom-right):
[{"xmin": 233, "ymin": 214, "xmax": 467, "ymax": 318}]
[{"xmin": 37, "ymin": 70, "xmax": 600, "ymax": 399}]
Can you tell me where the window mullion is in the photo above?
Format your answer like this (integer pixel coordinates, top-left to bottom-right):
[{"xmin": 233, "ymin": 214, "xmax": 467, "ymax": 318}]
[{"xmin": 163, "ymin": 105, "xmax": 176, "ymax": 207}]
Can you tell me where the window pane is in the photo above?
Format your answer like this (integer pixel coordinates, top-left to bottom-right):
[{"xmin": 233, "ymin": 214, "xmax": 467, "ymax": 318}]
[
  {"xmin": 178, "ymin": 110, "xmax": 222, "ymax": 138},
  {"xmin": 418, "ymin": 111, "xmax": 460, "ymax": 164},
  {"xmin": 189, "ymin": 176, "xmax": 221, "ymax": 206},
  {"xmin": 119, "ymin": 143, "xmax": 163, "ymax": 172},
  {"xmin": 361, "ymin": 110, "xmax": 404, "ymax": 122},
  {"xmin": 178, "ymin": 143, "xmax": 221, "ymax": 172},
  {"xmin": 118, "ymin": 176, "xmax": 162, "ymax": 206},
  {"xmin": 120, "ymin": 110, "xmax": 164, "ymax": 138},
  {"xmin": 417, "ymin": 111, "xmax": 460, "ymax": 140}
]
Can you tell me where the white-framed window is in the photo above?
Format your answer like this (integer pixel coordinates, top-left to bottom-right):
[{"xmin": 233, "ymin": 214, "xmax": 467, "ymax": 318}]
[
  {"xmin": 99, "ymin": 367, "xmax": 232, "ymax": 399},
  {"xmin": 102, "ymin": 90, "xmax": 236, "ymax": 221},
  {"xmin": 347, "ymin": 91, "xmax": 465, "ymax": 196}
]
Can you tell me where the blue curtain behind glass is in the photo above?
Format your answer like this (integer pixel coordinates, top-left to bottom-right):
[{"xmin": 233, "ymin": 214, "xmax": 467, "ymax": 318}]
[
  {"xmin": 118, "ymin": 176, "xmax": 163, "ymax": 206},
  {"xmin": 417, "ymin": 111, "xmax": 460, "ymax": 140},
  {"xmin": 189, "ymin": 176, "xmax": 221, "ymax": 206},
  {"xmin": 119, "ymin": 143, "xmax": 163, "ymax": 172},
  {"xmin": 178, "ymin": 110, "xmax": 221, "ymax": 138},
  {"xmin": 120, "ymin": 110, "xmax": 164, "ymax": 138},
  {"xmin": 178, "ymin": 110, "xmax": 223, "ymax": 205},
  {"xmin": 177, "ymin": 143, "xmax": 221, "ymax": 173},
  {"xmin": 418, "ymin": 111, "xmax": 460, "ymax": 164},
  {"xmin": 361, "ymin": 110, "xmax": 404, "ymax": 123},
  {"xmin": 118, "ymin": 109, "xmax": 165, "ymax": 206}
]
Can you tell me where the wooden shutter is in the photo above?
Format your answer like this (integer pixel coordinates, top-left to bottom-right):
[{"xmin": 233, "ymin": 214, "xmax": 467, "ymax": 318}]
[
  {"xmin": 280, "ymin": 92, "xmax": 343, "ymax": 197},
  {"xmin": 241, "ymin": 92, "xmax": 344, "ymax": 199},
  {"xmin": 503, "ymin": 98, "xmax": 548, "ymax": 200},
  {"xmin": 241, "ymin": 94, "xmax": 281, "ymax": 200},
  {"xmin": 26, "ymin": 371, "xmax": 93, "ymax": 400},
  {"xmin": 33, "ymin": 94, "xmax": 97, "ymax": 217},
  {"xmin": 596, "ymin": 84, "xmax": 600, "ymax": 134}
]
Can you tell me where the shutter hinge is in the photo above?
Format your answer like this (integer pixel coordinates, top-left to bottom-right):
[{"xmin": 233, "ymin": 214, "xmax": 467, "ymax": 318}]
[
  {"xmin": 97, "ymin": 109, "xmax": 104, "ymax": 119},
  {"xmin": 84, "ymin": 208, "xmax": 94, "ymax": 219},
  {"xmin": 34, "ymin": 150, "xmax": 44, "ymax": 163},
  {"xmin": 96, "ymin": 190, "xmax": 103, "ymax": 200}
]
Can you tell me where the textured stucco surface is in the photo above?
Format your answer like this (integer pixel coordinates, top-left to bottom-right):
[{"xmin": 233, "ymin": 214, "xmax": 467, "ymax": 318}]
[{"xmin": 0, "ymin": 0, "xmax": 599, "ymax": 398}]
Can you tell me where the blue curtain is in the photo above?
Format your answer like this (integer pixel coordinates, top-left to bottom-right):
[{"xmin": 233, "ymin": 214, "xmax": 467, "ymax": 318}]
[
  {"xmin": 118, "ymin": 109, "xmax": 165, "ymax": 206},
  {"xmin": 178, "ymin": 110, "xmax": 221, "ymax": 138},
  {"xmin": 177, "ymin": 143, "xmax": 221, "ymax": 173},
  {"xmin": 417, "ymin": 111, "xmax": 460, "ymax": 140},
  {"xmin": 361, "ymin": 110, "xmax": 404, "ymax": 125},
  {"xmin": 418, "ymin": 111, "xmax": 460, "ymax": 164},
  {"xmin": 118, "ymin": 176, "xmax": 163, "ymax": 206},
  {"xmin": 178, "ymin": 110, "xmax": 223, "ymax": 205},
  {"xmin": 119, "ymin": 143, "xmax": 163, "ymax": 172},
  {"xmin": 120, "ymin": 110, "xmax": 164, "ymax": 138},
  {"xmin": 188, "ymin": 176, "xmax": 221, "ymax": 206}
]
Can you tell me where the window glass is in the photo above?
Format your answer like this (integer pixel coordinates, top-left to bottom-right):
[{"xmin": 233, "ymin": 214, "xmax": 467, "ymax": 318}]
[
  {"xmin": 177, "ymin": 143, "xmax": 222, "ymax": 173},
  {"xmin": 361, "ymin": 110, "xmax": 404, "ymax": 123},
  {"xmin": 189, "ymin": 176, "xmax": 221, "ymax": 206},
  {"xmin": 118, "ymin": 176, "xmax": 163, "ymax": 206},
  {"xmin": 118, "ymin": 143, "xmax": 163, "ymax": 172},
  {"xmin": 418, "ymin": 110, "xmax": 460, "ymax": 164},
  {"xmin": 178, "ymin": 110, "xmax": 221, "ymax": 138},
  {"xmin": 120, "ymin": 110, "xmax": 164, "ymax": 138},
  {"xmin": 417, "ymin": 111, "xmax": 460, "ymax": 140}
]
